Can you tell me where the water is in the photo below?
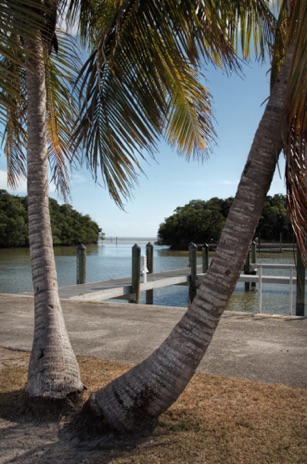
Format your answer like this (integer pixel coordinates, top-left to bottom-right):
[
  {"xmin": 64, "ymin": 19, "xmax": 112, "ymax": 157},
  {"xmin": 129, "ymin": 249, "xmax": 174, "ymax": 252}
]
[{"xmin": 0, "ymin": 238, "xmax": 304, "ymax": 316}]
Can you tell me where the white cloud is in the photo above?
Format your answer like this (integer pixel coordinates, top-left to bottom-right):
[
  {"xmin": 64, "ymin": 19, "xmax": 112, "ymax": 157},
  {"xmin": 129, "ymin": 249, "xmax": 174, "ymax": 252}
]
[
  {"xmin": 0, "ymin": 170, "xmax": 57, "ymax": 195},
  {"xmin": 0, "ymin": 170, "xmax": 27, "ymax": 194},
  {"xmin": 177, "ymin": 178, "xmax": 238, "ymax": 187},
  {"xmin": 0, "ymin": 170, "xmax": 7, "ymax": 189},
  {"xmin": 216, "ymin": 179, "xmax": 238, "ymax": 185},
  {"xmin": 71, "ymin": 173, "xmax": 87, "ymax": 183}
]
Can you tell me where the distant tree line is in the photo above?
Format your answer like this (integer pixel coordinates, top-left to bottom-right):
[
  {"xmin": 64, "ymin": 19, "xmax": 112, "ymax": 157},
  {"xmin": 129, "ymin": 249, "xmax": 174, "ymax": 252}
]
[
  {"xmin": 0, "ymin": 190, "xmax": 103, "ymax": 247},
  {"xmin": 157, "ymin": 195, "xmax": 293, "ymax": 250}
]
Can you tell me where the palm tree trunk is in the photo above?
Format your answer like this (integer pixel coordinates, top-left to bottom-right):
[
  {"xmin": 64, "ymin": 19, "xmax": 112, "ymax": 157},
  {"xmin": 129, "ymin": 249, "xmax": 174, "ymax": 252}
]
[
  {"xmin": 88, "ymin": 47, "xmax": 292, "ymax": 431},
  {"xmin": 24, "ymin": 32, "xmax": 83, "ymax": 399}
]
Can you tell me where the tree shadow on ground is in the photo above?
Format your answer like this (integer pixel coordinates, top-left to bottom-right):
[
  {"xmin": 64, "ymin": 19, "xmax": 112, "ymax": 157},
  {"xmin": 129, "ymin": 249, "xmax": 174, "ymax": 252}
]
[
  {"xmin": 59, "ymin": 400, "xmax": 158, "ymax": 456},
  {"xmin": 0, "ymin": 389, "xmax": 156, "ymax": 464}
]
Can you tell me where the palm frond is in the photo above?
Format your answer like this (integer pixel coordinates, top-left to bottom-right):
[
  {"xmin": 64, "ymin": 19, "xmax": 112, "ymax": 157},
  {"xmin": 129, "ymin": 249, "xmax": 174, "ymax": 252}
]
[
  {"xmin": 75, "ymin": 56, "xmax": 156, "ymax": 206},
  {"xmin": 73, "ymin": 0, "xmax": 224, "ymax": 207},
  {"xmin": 71, "ymin": 0, "xmax": 283, "ymax": 207},
  {"xmin": 205, "ymin": 0, "xmax": 278, "ymax": 63},
  {"xmin": 0, "ymin": 1, "xmax": 44, "ymax": 41},
  {"xmin": 45, "ymin": 31, "xmax": 83, "ymax": 199},
  {"xmin": 285, "ymin": 0, "xmax": 307, "ymax": 131},
  {"xmin": 0, "ymin": 24, "xmax": 82, "ymax": 196},
  {"xmin": 286, "ymin": 133, "xmax": 307, "ymax": 265},
  {"xmin": 0, "ymin": 1, "xmax": 59, "ymax": 61},
  {"xmin": 164, "ymin": 65, "xmax": 214, "ymax": 158},
  {"xmin": 0, "ymin": 39, "xmax": 27, "ymax": 188},
  {"xmin": 284, "ymin": 0, "xmax": 307, "ymax": 266}
]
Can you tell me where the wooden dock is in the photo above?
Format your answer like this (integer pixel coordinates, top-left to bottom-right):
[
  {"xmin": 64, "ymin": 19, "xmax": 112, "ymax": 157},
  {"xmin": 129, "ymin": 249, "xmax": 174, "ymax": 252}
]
[
  {"xmin": 59, "ymin": 266, "xmax": 194, "ymax": 301},
  {"xmin": 59, "ymin": 264, "xmax": 304, "ymax": 302}
]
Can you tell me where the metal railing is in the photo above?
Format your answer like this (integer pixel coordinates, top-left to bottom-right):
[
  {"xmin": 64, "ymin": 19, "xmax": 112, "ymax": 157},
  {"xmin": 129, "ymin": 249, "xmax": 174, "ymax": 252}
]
[{"xmin": 257, "ymin": 264, "xmax": 296, "ymax": 315}]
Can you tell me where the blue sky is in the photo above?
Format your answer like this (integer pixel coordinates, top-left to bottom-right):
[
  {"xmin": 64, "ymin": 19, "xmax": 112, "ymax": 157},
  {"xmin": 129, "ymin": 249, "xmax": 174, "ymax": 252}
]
[{"xmin": 0, "ymin": 57, "xmax": 286, "ymax": 238}]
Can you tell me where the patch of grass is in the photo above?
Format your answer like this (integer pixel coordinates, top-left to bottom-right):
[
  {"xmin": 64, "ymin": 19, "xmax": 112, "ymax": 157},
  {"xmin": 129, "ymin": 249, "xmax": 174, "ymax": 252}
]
[{"xmin": 0, "ymin": 348, "xmax": 306, "ymax": 463}]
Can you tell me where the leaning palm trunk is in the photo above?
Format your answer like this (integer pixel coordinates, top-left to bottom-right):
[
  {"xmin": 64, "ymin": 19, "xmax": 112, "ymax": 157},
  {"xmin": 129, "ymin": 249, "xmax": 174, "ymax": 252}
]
[
  {"xmin": 88, "ymin": 48, "xmax": 292, "ymax": 432},
  {"xmin": 24, "ymin": 33, "xmax": 83, "ymax": 398}
]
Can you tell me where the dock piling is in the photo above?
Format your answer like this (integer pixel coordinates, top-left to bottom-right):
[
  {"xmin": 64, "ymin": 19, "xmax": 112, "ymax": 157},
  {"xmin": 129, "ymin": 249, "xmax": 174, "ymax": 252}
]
[
  {"xmin": 251, "ymin": 241, "xmax": 257, "ymax": 289},
  {"xmin": 146, "ymin": 242, "xmax": 154, "ymax": 304},
  {"xmin": 296, "ymin": 249, "xmax": 306, "ymax": 316},
  {"xmin": 76, "ymin": 243, "xmax": 86, "ymax": 284},
  {"xmin": 244, "ymin": 249, "xmax": 251, "ymax": 291},
  {"xmin": 131, "ymin": 244, "xmax": 141, "ymax": 303},
  {"xmin": 188, "ymin": 242, "xmax": 197, "ymax": 302},
  {"xmin": 202, "ymin": 243, "xmax": 209, "ymax": 273},
  {"xmin": 244, "ymin": 243, "xmax": 257, "ymax": 291}
]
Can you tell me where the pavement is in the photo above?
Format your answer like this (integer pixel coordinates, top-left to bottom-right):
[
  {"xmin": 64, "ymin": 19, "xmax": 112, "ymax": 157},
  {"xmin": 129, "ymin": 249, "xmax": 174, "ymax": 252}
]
[{"xmin": 0, "ymin": 294, "xmax": 306, "ymax": 389}]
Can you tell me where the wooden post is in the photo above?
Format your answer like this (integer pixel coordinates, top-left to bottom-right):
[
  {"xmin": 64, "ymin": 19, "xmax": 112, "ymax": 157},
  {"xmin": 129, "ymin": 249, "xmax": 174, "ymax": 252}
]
[
  {"xmin": 146, "ymin": 242, "xmax": 154, "ymax": 304},
  {"xmin": 76, "ymin": 243, "xmax": 86, "ymax": 284},
  {"xmin": 202, "ymin": 243, "xmax": 209, "ymax": 273},
  {"xmin": 244, "ymin": 248, "xmax": 251, "ymax": 291},
  {"xmin": 188, "ymin": 242, "xmax": 197, "ymax": 302},
  {"xmin": 296, "ymin": 249, "xmax": 305, "ymax": 316},
  {"xmin": 131, "ymin": 244, "xmax": 141, "ymax": 303},
  {"xmin": 251, "ymin": 241, "xmax": 256, "ymax": 264},
  {"xmin": 251, "ymin": 241, "xmax": 256, "ymax": 289}
]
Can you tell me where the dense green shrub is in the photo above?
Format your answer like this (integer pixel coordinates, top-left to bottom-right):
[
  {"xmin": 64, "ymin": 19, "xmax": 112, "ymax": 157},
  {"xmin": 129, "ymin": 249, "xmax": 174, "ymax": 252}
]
[
  {"xmin": 256, "ymin": 194, "xmax": 293, "ymax": 242},
  {"xmin": 0, "ymin": 190, "xmax": 103, "ymax": 247},
  {"xmin": 157, "ymin": 195, "xmax": 293, "ymax": 249},
  {"xmin": 0, "ymin": 190, "xmax": 28, "ymax": 247}
]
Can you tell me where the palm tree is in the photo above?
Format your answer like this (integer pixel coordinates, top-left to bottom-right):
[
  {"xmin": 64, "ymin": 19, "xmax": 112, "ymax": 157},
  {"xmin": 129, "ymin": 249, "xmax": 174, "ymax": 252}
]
[
  {"xmin": 83, "ymin": 1, "xmax": 306, "ymax": 432},
  {"xmin": 24, "ymin": 33, "xmax": 85, "ymax": 399},
  {"xmin": 0, "ymin": 0, "xmax": 241, "ymax": 400},
  {"xmin": 1, "ymin": 1, "xmax": 85, "ymax": 398}
]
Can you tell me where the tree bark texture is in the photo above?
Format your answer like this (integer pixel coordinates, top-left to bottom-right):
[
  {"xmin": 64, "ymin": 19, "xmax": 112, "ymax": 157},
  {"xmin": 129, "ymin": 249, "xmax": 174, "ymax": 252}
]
[
  {"xmin": 24, "ymin": 33, "xmax": 83, "ymax": 398},
  {"xmin": 89, "ymin": 47, "xmax": 292, "ymax": 432}
]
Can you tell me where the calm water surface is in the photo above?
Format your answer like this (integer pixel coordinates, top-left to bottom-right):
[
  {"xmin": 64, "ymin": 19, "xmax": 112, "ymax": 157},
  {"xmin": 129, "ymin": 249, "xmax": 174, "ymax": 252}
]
[{"xmin": 0, "ymin": 238, "xmax": 304, "ymax": 316}]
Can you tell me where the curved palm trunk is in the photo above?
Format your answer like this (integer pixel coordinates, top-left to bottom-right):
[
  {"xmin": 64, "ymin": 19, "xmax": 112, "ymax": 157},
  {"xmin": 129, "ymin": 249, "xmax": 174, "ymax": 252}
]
[
  {"xmin": 88, "ymin": 48, "xmax": 292, "ymax": 431},
  {"xmin": 24, "ymin": 33, "xmax": 83, "ymax": 398}
]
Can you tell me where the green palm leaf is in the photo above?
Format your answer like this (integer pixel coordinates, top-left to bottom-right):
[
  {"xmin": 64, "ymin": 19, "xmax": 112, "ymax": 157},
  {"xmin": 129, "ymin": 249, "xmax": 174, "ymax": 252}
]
[
  {"xmin": 0, "ymin": 37, "xmax": 27, "ymax": 188},
  {"xmin": 72, "ymin": 0, "xmax": 231, "ymax": 207},
  {"xmin": 0, "ymin": 21, "xmax": 82, "ymax": 196},
  {"xmin": 46, "ymin": 31, "xmax": 83, "ymax": 199},
  {"xmin": 70, "ymin": 0, "xmax": 279, "ymax": 207}
]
